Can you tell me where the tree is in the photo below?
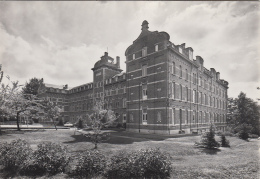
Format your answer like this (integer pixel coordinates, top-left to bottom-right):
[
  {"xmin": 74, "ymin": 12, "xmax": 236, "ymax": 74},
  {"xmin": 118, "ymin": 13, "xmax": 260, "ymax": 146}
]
[
  {"xmin": 22, "ymin": 78, "xmax": 43, "ymax": 96},
  {"xmin": 41, "ymin": 99, "xmax": 62, "ymax": 130},
  {"xmin": 227, "ymin": 92, "xmax": 260, "ymax": 135},
  {"xmin": 7, "ymin": 92, "xmax": 42, "ymax": 131},
  {"xmin": 195, "ymin": 124, "xmax": 220, "ymax": 149},
  {"xmin": 0, "ymin": 65, "xmax": 21, "ymax": 133},
  {"xmin": 84, "ymin": 100, "xmax": 117, "ymax": 149},
  {"xmin": 220, "ymin": 134, "xmax": 230, "ymax": 147}
]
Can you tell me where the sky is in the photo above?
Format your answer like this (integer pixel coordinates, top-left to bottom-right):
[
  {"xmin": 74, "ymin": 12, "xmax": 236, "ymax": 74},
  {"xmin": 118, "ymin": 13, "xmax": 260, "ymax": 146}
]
[{"xmin": 0, "ymin": 1, "xmax": 259, "ymax": 102}]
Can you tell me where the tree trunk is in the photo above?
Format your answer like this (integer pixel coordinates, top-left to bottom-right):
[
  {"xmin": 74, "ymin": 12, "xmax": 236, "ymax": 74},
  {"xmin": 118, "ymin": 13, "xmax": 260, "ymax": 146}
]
[
  {"xmin": 52, "ymin": 118, "xmax": 57, "ymax": 130},
  {"xmin": 17, "ymin": 112, "xmax": 20, "ymax": 131}
]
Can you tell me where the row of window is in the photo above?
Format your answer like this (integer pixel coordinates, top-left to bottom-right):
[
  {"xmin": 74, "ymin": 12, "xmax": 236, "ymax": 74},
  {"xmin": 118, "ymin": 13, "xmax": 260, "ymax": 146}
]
[
  {"xmin": 68, "ymin": 98, "xmax": 127, "ymax": 112},
  {"xmin": 170, "ymin": 82, "xmax": 226, "ymax": 109},
  {"xmin": 129, "ymin": 110, "xmax": 226, "ymax": 125},
  {"xmin": 132, "ymin": 45, "xmax": 159, "ymax": 60},
  {"xmin": 105, "ymin": 86, "xmax": 127, "ymax": 96},
  {"xmin": 169, "ymin": 62, "xmax": 226, "ymax": 97},
  {"xmin": 69, "ymin": 84, "xmax": 93, "ymax": 93},
  {"xmin": 171, "ymin": 109, "xmax": 226, "ymax": 125}
]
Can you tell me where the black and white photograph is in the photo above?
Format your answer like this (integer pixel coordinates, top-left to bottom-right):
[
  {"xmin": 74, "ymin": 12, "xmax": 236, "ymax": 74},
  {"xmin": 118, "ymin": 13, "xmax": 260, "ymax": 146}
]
[{"xmin": 0, "ymin": 1, "xmax": 259, "ymax": 178}]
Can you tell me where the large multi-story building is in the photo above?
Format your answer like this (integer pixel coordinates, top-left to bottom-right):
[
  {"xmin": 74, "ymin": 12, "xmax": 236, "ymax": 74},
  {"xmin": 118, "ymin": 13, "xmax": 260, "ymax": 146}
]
[{"xmin": 39, "ymin": 20, "xmax": 228, "ymax": 134}]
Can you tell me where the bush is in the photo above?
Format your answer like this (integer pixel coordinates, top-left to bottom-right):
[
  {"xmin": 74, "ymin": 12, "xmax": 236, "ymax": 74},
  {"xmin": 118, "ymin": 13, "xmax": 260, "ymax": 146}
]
[
  {"xmin": 20, "ymin": 142, "xmax": 70, "ymax": 176},
  {"xmin": 236, "ymin": 124, "xmax": 252, "ymax": 140},
  {"xmin": 57, "ymin": 118, "xmax": 64, "ymax": 126},
  {"xmin": 0, "ymin": 139, "xmax": 32, "ymax": 171},
  {"xmin": 195, "ymin": 125, "xmax": 220, "ymax": 149},
  {"xmin": 71, "ymin": 150, "xmax": 106, "ymax": 178},
  {"xmin": 77, "ymin": 119, "xmax": 84, "ymax": 129},
  {"xmin": 220, "ymin": 134, "xmax": 230, "ymax": 147},
  {"xmin": 106, "ymin": 148, "xmax": 172, "ymax": 179}
]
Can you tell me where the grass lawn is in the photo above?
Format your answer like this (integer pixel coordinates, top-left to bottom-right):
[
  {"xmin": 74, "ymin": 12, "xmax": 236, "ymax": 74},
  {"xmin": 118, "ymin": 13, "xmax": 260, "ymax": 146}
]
[{"xmin": 0, "ymin": 129, "xmax": 259, "ymax": 178}]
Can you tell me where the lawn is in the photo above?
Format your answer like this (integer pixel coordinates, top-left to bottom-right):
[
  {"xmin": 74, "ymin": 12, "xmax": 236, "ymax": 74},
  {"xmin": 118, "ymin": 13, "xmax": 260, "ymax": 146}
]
[{"xmin": 0, "ymin": 129, "xmax": 259, "ymax": 178}]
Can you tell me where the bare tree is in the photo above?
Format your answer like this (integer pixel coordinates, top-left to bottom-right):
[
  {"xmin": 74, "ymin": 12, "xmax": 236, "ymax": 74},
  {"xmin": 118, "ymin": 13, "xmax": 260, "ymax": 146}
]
[{"xmin": 84, "ymin": 100, "xmax": 117, "ymax": 149}]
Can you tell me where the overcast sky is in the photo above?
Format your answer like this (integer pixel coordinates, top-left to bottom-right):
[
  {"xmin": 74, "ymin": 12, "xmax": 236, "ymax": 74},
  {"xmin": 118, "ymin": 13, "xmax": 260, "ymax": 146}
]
[{"xmin": 0, "ymin": 1, "xmax": 259, "ymax": 101}]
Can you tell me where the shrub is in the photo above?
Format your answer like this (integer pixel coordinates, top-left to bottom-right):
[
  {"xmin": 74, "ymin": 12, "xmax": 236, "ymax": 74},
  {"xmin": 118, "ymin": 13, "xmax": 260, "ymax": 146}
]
[
  {"xmin": 71, "ymin": 150, "xmax": 106, "ymax": 178},
  {"xmin": 195, "ymin": 125, "xmax": 220, "ymax": 149},
  {"xmin": 20, "ymin": 142, "xmax": 70, "ymax": 176},
  {"xmin": 56, "ymin": 118, "xmax": 64, "ymax": 126},
  {"xmin": 106, "ymin": 148, "xmax": 172, "ymax": 179},
  {"xmin": 236, "ymin": 124, "xmax": 252, "ymax": 140},
  {"xmin": 77, "ymin": 119, "xmax": 84, "ymax": 129},
  {"xmin": 0, "ymin": 139, "xmax": 32, "ymax": 171},
  {"xmin": 220, "ymin": 134, "xmax": 230, "ymax": 147}
]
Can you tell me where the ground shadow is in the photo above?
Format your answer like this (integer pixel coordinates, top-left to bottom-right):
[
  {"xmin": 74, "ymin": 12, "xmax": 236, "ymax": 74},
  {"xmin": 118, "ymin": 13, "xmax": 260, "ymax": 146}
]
[
  {"xmin": 64, "ymin": 131, "xmax": 167, "ymax": 145},
  {"xmin": 200, "ymin": 148, "xmax": 221, "ymax": 155},
  {"xmin": 0, "ymin": 129, "xmax": 46, "ymax": 135}
]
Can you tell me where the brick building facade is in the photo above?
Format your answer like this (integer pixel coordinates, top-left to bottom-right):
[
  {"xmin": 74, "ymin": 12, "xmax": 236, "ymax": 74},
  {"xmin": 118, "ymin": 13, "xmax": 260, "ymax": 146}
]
[{"xmin": 39, "ymin": 20, "xmax": 228, "ymax": 134}]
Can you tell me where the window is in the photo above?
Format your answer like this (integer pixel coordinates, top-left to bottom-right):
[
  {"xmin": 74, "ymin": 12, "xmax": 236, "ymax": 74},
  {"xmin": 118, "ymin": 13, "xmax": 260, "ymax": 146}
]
[
  {"xmin": 204, "ymin": 94, "xmax": 206, "ymax": 105},
  {"xmin": 172, "ymin": 82, "xmax": 175, "ymax": 99},
  {"xmin": 193, "ymin": 111, "xmax": 196, "ymax": 124},
  {"xmin": 185, "ymin": 109, "xmax": 188, "ymax": 124},
  {"xmin": 155, "ymin": 44, "xmax": 158, "ymax": 52},
  {"xmin": 172, "ymin": 62, "xmax": 176, "ymax": 74},
  {"xmin": 133, "ymin": 54, "xmax": 135, "ymax": 60},
  {"xmin": 199, "ymin": 76, "xmax": 202, "ymax": 86},
  {"xmin": 157, "ymin": 111, "xmax": 161, "ymax": 122},
  {"xmin": 193, "ymin": 73, "xmax": 196, "ymax": 84},
  {"xmin": 130, "ymin": 113, "xmax": 134, "ymax": 122},
  {"xmin": 115, "ymin": 76, "xmax": 118, "ymax": 82},
  {"xmin": 186, "ymin": 87, "xmax": 188, "ymax": 101},
  {"xmin": 180, "ymin": 65, "xmax": 182, "ymax": 78},
  {"xmin": 142, "ymin": 64, "xmax": 147, "ymax": 76},
  {"xmin": 142, "ymin": 108, "xmax": 147, "ymax": 124},
  {"xmin": 172, "ymin": 108, "xmax": 175, "ymax": 124},
  {"xmin": 123, "ymin": 98, "xmax": 126, "ymax": 108},
  {"xmin": 193, "ymin": 90, "xmax": 196, "ymax": 103},
  {"xmin": 142, "ymin": 47, "xmax": 147, "ymax": 57},
  {"xmin": 180, "ymin": 84, "xmax": 182, "ymax": 100},
  {"xmin": 115, "ymin": 88, "xmax": 118, "ymax": 95},
  {"xmin": 142, "ymin": 84, "xmax": 147, "ymax": 99},
  {"xmin": 185, "ymin": 69, "xmax": 188, "ymax": 80},
  {"xmin": 199, "ymin": 111, "xmax": 202, "ymax": 123},
  {"xmin": 123, "ymin": 86, "xmax": 126, "ymax": 93},
  {"xmin": 123, "ymin": 74, "xmax": 126, "ymax": 79}
]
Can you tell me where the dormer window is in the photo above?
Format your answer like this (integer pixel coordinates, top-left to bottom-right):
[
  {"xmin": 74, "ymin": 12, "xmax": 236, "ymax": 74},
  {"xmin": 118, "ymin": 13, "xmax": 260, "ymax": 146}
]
[
  {"xmin": 123, "ymin": 74, "xmax": 126, "ymax": 79},
  {"xmin": 179, "ymin": 47, "xmax": 182, "ymax": 54},
  {"xmin": 155, "ymin": 44, "xmax": 158, "ymax": 52},
  {"xmin": 142, "ymin": 47, "xmax": 147, "ymax": 57},
  {"xmin": 189, "ymin": 50, "xmax": 193, "ymax": 60}
]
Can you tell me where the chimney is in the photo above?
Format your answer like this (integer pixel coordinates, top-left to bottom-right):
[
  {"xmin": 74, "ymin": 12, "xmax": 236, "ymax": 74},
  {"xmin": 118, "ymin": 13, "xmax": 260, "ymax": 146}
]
[
  {"xmin": 116, "ymin": 56, "xmax": 120, "ymax": 68},
  {"xmin": 216, "ymin": 72, "xmax": 220, "ymax": 80},
  {"xmin": 104, "ymin": 52, "xmax": 108, "ymax": 56},
  {"xmin": 63, "ymin": 84, "xmax": 68, "ymax": 89},
  {"xmin": 196, "ymin": 56, "xmax": 204, "ymax": 66},
  {"xmin": 141, "ymin": 20, "xmax": 149, "ymax": 31}
]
